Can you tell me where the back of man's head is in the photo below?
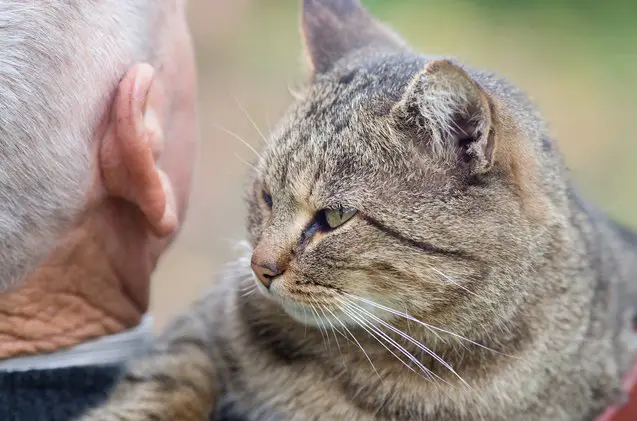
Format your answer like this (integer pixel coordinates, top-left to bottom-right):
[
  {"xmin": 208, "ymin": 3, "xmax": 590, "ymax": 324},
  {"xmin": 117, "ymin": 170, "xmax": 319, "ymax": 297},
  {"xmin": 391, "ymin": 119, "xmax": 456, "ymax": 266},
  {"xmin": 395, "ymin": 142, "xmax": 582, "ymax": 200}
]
[{"xmin": 0, "ymin": 1, "xmax": 164, "ymax": 288}]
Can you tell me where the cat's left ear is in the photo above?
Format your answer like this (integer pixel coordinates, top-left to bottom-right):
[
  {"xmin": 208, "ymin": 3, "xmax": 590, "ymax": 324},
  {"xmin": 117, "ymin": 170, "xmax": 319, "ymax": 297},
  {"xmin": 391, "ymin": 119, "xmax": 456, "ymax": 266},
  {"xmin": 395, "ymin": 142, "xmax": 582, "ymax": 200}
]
[
  {"xmin": 301, "ymin": 0, "xmax": 406, "ymax": 75},
  {"xmin": 393, "ymin": 60, "xmax": 496, "ymax": 174}
]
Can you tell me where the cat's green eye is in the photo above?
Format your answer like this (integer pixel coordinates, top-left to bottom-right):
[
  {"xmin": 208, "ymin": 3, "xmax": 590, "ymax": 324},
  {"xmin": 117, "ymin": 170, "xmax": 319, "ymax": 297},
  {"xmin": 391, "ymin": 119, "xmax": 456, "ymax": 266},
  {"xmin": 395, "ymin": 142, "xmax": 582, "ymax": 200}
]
[{"xmin": 322, "ymin": 207, "xmax": 358, "ymax": 230}]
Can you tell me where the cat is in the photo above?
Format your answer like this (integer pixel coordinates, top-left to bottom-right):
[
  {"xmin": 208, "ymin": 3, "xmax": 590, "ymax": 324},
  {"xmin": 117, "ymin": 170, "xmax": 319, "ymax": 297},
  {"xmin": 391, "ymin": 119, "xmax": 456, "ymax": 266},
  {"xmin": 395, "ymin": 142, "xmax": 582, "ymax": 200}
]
[{"xmin": 78, "ymin": 0, "xmax": 637, "ymax": 420}]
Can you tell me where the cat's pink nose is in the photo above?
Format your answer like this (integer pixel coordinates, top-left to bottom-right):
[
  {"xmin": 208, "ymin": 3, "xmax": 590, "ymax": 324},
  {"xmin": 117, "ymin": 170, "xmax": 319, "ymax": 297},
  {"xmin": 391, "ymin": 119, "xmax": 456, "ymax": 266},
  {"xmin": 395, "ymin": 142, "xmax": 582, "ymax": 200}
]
[{"xmin": 251, "ymin": 253, "xmax": 285, "ymax": 289}]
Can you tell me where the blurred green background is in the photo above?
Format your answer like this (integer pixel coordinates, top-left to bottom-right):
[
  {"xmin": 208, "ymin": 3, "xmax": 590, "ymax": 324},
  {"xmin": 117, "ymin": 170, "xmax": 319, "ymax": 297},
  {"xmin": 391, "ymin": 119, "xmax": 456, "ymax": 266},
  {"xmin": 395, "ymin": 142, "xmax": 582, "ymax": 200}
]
[{"xmin": 151, "ymin": 0, "xmax": 637, "ymax": 328}]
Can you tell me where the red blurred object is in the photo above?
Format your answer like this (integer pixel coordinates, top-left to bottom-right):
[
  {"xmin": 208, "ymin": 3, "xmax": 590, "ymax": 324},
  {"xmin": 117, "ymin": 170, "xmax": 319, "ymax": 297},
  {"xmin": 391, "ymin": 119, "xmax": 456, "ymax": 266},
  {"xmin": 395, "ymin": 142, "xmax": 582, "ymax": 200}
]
[{"xmin": 596, "ymin": 362, "xmax": 637, "ymax": 421}]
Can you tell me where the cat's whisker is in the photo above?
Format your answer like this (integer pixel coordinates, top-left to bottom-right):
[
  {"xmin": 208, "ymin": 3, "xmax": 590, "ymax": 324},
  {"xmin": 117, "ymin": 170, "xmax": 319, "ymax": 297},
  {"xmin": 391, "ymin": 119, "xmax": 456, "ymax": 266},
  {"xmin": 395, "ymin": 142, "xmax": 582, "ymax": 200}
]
[
  {"xmin": 308, "ymin": 301, "xmax": 329, "ymax": 350},
  {"xmin": 339, "ymin": 303, "xmax": 437, "ymax": 382},
  {"xmin": 311, "ymin": 298, "xmax": 332, "ymax": 350},
  {"xmin": 215, "ymin": 124, "xmax": 262, "ymax": 159},
  {"xmin": 395, "ymin": 302, "xmax": 447, "ymax": 345},
  {"xmin": 338, "ymin": 305, "xmax": 415, "ymax": 381},
  {"xmin": 322, "ymin": 305, "xmax": 353, "ymax": 345},
  {"xmin": 344, "ymin": 307, "xmax": 427, "ymax": 381},
  {"xmin": 239, "ymin": 287, "xmax": 256, "ymax": 295},
  {"xmin": 334, "ymin": 307, "xmax": 382, "ymax": 381},
  {"xmin": 287, "ymin": 83, "xmax": 304, "ymax": 101},
  {"xmin": 303, "ymin": 305, "xmax": 308, "ymax": 338},
  {"xmin": 219, "ymin": 237, "xmax": 247, "ymax": 246},
  {"xmin": 340, "ymin": 297, "xmax": 469, "ymax": 389},
  {"xmin": 402, "ymin": 301, "xmax": 414, "ymax": 336},
  {"xmin": 429, "ymin": 267, "xmax": 482, "ymax": 299},
  {"xmin": 347, "ymin": 293, "xmax": 495, "ymax": 352},
  {"xmin": 317, "ymin": 303, "xmax": 345, "ymax": 362},
  {"xmin": 343, "ymin": 293, "xmax": 514, "ymax": 358},
  {"xmin": 238, "ymin": 281, "xmax": 257, "ymax": 291},
  {"xmin": 233, "ymin": 152, "xmax": 259, "ymax": 174},
  {"xmin": 341, "ymin": 301, "xmax": 493, "ymax": 409},
  {"xmin": 232, "ymin": 97, "xmax": 267, "ymax": 145},
  {"xmin": 264, "ymin": 110, "xmax": 272, "ymax": 134},
  {"xmin": 240, "ymin": 286, "xmax": 257, "ymax": 297}
]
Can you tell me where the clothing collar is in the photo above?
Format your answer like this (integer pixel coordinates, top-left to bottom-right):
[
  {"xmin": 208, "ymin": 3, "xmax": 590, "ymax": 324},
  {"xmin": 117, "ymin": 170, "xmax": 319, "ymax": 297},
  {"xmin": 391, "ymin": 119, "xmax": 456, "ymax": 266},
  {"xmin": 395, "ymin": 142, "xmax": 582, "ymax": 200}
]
[{"xmin": 0, "ymin": 314, "xmax": 154, "ymax": 372}]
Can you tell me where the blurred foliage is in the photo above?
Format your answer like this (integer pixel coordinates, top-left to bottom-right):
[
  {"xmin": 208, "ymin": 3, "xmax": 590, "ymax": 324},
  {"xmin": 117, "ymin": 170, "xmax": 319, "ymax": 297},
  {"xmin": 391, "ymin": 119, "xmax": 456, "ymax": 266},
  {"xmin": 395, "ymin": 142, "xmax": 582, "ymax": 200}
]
[
  {"xmin": 464, "ymin": 0, "xmax": 636, "ymax": 30},
  {"xmin": 365, "ymin": 0, "xmax": 637, "ymax": 31},
  {"xmin": 364, "ymin": 0, "xmax": 636, "ymax": 73}
]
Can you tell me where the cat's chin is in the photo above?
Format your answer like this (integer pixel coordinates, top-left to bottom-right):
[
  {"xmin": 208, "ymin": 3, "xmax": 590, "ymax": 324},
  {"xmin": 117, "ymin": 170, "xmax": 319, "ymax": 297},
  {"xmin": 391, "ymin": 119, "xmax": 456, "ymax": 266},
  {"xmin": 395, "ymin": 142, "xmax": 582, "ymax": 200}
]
[
  {"xmin": 249, "ymin": 276, "xmax": 392, "ymax": 329},
  {"xmin": 278, "ymin": 296, "xmax": 392, "ymax": 330},
  {"xmin": 279, "ymin": 301, "xmax": 346, "ymax": 328},
  {"xmin": 249, "ymin": 277, "xmax": 332, "ymax": 327},
  {"xmin": 252, "ymin": 284, "xmax": 347, "ymax": 328}
]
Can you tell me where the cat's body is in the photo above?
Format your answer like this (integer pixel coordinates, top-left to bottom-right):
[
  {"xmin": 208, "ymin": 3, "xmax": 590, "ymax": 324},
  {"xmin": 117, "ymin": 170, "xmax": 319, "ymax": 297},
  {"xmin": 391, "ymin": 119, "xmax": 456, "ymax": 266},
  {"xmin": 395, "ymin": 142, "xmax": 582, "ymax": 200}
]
[
  {"xmin": 79, "ymin": 1, "xmax": 637, "ymax": 420},
  {"xmin": 193, "ymin": 225, "xmax": 637, "ymax": 421}
]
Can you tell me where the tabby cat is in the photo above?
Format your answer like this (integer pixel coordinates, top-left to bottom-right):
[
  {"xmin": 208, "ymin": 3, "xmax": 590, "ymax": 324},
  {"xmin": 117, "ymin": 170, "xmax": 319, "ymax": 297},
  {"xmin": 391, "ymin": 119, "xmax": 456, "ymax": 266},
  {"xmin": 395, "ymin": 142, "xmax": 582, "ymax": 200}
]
[{"xmin": 79, "ymin": 0, "xmax": 637, "ymax": 420}]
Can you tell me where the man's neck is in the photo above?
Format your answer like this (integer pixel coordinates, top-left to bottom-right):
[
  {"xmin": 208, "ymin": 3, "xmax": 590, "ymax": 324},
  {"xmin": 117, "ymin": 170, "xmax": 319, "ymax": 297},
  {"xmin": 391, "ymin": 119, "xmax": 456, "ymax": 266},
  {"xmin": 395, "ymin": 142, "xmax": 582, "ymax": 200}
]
[{"xmin": 0, "ymin": 220, "xmax": 148, "ymax": 360}]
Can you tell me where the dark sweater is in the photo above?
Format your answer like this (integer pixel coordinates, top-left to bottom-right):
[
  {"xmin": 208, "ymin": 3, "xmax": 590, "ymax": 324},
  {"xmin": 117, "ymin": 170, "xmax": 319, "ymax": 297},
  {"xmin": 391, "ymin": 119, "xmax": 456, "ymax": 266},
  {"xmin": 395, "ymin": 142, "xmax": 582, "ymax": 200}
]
[{"xmin": 0, "ymin": 365, "xmax": 121, "ymax": 421}]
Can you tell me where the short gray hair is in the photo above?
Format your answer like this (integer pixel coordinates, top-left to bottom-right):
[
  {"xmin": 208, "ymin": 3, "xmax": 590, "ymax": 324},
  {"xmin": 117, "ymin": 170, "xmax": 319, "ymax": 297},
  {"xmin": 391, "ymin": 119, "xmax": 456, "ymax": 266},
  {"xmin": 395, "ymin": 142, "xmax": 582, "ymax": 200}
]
[{"xmin": 0, "ymin": 1, "xmax": 165, "ymax": 288}]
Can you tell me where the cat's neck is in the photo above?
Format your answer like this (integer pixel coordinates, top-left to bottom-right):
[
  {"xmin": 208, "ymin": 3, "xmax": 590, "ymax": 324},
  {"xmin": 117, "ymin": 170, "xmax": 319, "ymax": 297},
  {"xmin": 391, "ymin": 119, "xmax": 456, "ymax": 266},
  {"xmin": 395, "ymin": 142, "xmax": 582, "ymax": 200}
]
[{"xmin": 233, "ymin": 276, "xmax": 546, "ymax": 419}]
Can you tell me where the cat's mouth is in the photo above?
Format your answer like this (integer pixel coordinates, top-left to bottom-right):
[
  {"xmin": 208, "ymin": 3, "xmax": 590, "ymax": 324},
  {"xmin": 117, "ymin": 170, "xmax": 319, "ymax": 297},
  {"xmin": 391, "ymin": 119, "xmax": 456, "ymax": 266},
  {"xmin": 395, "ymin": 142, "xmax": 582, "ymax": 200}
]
[
  {"xmin": 250, "ymin": 273, "xmax": 385, "ymax": 329},
  {"xmin": 279, "ymin": 300, "xmax": 350, "ymax": 328},
  {"xmin": 252, "ymin": 276, "xmax": 344, "ymax": 327},
  {"xmin": 252, "ymin": 271, "xmax": 337, "ymax": 306}
]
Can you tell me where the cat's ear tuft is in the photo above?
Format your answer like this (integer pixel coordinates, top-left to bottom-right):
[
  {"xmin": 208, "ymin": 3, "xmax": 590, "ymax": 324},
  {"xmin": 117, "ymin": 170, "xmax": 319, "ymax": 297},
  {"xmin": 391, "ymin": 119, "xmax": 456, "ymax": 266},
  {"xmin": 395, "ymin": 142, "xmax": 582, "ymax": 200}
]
[
  {"xmin": 394, "ymin": 60, "xmax": 496, "ymax": 174},
  {"xmin": 301, "ymin": 0, "xmax": 405, "ymax": 75}
]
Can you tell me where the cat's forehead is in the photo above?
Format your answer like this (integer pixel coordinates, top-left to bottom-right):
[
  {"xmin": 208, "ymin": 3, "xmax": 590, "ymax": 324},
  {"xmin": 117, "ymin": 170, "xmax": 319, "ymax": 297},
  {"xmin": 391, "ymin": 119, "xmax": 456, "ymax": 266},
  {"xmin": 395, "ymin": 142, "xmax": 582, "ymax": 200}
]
[
  {"xmin": 262, "ymin": 116, "xmax": 391, "ymax": 203},
  {"xmin": 267, "ymin": 56, "xmax": 421, "ymax": 147},
  {"xmin": 259, "ymin": 54, "xmax": 444, "ymax": 201}
]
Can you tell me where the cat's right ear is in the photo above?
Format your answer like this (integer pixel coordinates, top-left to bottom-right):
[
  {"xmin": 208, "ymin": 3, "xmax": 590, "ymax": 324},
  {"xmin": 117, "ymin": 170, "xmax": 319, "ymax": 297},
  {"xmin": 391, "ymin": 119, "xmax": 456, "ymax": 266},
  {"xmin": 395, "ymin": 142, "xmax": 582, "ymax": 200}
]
[
  {"xmin": 393, "ymin": 60, "xmax": 497, "ymax": 175},
  {"xmin": 301, "ymin": 0, "xmax": 406, "ymax": 75}
]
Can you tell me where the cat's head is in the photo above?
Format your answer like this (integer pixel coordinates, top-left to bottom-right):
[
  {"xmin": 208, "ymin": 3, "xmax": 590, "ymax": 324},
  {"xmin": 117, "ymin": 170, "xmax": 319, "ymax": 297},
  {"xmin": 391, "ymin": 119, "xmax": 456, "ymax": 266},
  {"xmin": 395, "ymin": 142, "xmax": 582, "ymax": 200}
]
[{"xmin": 246, "ymin": 0, "xmax": 561, "ymax": 334}]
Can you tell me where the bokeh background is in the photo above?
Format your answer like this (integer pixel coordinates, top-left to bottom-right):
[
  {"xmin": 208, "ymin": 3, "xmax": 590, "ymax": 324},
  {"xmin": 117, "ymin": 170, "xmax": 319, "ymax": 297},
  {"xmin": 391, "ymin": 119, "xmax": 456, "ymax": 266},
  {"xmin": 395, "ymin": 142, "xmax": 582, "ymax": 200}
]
[{"xmin": 151, "ymin": 0, "xmax": 637, "ymax": 329}]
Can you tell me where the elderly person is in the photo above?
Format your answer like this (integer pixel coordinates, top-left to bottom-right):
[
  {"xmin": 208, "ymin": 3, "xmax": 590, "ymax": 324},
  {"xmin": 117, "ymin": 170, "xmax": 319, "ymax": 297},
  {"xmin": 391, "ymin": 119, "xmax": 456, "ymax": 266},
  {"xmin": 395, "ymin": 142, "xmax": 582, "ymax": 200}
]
[{"xmin": 0, "ymin": 1, "xmax": 198, "ymax": 420}]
